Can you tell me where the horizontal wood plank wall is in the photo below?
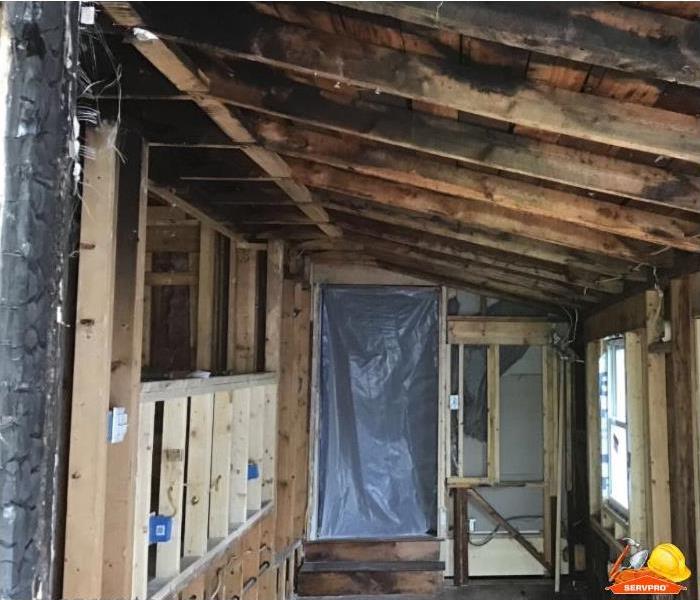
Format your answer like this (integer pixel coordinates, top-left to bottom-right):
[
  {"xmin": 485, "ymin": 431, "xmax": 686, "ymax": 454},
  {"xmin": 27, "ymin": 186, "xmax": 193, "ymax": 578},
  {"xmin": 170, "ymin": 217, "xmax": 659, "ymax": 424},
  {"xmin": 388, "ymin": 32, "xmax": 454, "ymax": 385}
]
[{"xmin": 63, "ymin": 124, "xmax": 120, "ymax": 599}]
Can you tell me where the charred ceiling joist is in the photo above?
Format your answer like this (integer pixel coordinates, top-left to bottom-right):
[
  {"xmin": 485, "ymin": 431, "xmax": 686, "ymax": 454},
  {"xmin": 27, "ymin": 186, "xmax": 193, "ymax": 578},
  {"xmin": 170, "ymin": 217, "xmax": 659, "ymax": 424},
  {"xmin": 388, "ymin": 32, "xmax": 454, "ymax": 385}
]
[{"xmin": 99, "ymin": 1, "xmax": 700, "ymax": 311}]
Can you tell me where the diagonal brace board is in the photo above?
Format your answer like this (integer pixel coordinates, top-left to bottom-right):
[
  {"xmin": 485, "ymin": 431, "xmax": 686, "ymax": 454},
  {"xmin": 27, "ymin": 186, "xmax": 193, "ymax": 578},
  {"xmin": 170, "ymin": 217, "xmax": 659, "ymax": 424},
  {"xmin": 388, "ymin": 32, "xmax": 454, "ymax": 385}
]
[{"xmin": 468, "ymin": 488, "xmax": 551, "ymax": 573}]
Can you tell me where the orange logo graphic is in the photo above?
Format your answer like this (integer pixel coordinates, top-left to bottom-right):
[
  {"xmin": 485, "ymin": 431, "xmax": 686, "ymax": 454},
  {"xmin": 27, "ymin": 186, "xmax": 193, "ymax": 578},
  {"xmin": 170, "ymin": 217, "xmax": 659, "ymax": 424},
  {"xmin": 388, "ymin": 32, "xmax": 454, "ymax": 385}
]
[{"xmin": 606, "ymin": 541, "xmax": 691, "ymax": 595}]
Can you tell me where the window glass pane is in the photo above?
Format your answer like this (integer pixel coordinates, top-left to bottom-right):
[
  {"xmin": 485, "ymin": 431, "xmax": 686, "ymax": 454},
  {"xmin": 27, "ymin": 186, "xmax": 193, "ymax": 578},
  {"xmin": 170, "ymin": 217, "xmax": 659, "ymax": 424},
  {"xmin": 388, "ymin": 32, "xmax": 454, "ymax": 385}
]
[
  {"xmin": 499, "ymin": 346, "xmax": 543, "ymax": 481},
  {"xmin": 599, "ymin": 350, "xmax": 609, "ymax": 499},
  {"xmin": 463, "ymin": 345, "xmax": 487, "ymax": 478},
  {"xmin": 609, "ymin": 424, "xmax": 629, "ymax": 510},
  {"xmin": 613, "ymin": 345, "xmax": 626, "ymax": 423},
  {"xmin": 600, "ymin": 337, "xmax": 629, "ymax": 513}
]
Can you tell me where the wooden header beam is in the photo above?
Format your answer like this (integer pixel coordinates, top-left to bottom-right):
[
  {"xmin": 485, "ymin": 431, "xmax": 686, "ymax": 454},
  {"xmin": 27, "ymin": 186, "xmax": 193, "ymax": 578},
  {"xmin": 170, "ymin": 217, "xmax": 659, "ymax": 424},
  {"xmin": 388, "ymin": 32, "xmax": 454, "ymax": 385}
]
[
  {"xmin": 140, "ymin": 372, "xmax": 277, "ymax": 403},
  {"xmin": 447, "ymin": 317, "xmax": 564, "ymax": 346}
]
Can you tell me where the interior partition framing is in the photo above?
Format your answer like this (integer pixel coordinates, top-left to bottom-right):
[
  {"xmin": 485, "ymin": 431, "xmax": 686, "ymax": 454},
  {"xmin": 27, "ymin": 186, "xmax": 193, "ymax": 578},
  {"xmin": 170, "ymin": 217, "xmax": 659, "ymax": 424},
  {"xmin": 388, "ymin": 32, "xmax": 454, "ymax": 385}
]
[
  {"xmin": 445, "ymin": 317, "xmax": 569, "ymax": 580},
  {"xmin": 61, "ymin": 123, "xmax": 311, "ymax": 600}
]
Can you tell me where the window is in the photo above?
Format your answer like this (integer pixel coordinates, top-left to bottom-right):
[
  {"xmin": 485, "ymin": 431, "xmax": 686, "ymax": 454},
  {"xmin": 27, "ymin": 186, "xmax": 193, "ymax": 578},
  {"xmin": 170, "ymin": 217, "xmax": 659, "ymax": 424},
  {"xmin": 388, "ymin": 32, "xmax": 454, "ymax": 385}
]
[{"xmin": 599, "ymin": 337, "xmax": 629, "ymax": 514}]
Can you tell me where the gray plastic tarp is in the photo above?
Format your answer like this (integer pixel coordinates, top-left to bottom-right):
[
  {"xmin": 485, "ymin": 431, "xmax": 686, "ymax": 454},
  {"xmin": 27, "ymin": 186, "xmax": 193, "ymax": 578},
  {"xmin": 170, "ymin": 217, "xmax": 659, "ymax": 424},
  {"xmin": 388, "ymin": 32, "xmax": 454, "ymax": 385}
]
[{"xmin": 316, "ymin": 286, "xmax": 439, "ymax": 539}]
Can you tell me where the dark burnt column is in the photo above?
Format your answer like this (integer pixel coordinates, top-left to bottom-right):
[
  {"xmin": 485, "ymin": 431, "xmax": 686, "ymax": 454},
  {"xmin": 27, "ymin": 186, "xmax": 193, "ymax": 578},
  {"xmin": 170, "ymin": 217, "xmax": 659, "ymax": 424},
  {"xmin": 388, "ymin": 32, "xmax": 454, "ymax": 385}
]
[{"xmin": 0, "ymin": 3, "xmax": 79, "ymax": 598}]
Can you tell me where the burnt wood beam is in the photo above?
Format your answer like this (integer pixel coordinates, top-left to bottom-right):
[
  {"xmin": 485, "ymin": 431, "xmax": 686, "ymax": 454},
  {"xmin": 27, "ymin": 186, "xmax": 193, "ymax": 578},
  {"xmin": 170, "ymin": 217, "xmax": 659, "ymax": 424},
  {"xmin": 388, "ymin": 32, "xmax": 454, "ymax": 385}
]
[
  {"xmin": 249, "ymin": 116, "xmax": 700, "ymax": 251},
  {"xmin": 321, "ymin": 194, "xmax": 649, "ymax": 281},
  {"xmin": 132, "ymin": 8, "xmax": 700, "ymax": 162},
  {"xmin": 288, "ymin": 158, "xmax": 664, "ymax": 264},
  {"xmin": 101, "ymin": 2, "xmax": 341, "ymax": 238},
  {"xmin": 115, "ymin": 68, "xmax": 700, "ymax": 212},
  {"xmin": 332, "ymin": 2, "xmax": 700, "ymax": 89}
]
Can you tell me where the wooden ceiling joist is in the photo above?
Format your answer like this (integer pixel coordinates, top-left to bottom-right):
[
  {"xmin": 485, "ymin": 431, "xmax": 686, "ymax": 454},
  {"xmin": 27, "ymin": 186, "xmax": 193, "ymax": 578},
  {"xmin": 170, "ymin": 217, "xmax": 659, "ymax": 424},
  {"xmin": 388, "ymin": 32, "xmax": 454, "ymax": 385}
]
[
  {"xmin": 309, "ymin": 248, "xmax": 572, "ymax": 310},
  {"xmin": 322, "ymin": 194, "xmax": 648, "ymax": 281},
  {"xmin": 332, "ymin": 216, "xmax": 624, "ymax": 295},
  {"xmin": 364, "ymin": 251, "xmax": 582, "ymax": 309},
  {"xmin": 130, "ymin": 67, "xmax": 700, "ymax": 211},
  {"xmin": 332, "ymin": 2, "xmax": 700, "ymax": 88},
  {"xmin": 201, "ymin": 67, "xmax": 700, "ymax": 212},
  {"xmin": 338, "ymin": 233, "xmax": 604, "ymax": 305},
  {"xmin": 250, "ymin": 117, "xmax": 700, "ymax": 251},
  {"xmin": 143, "ymin": 11, "xmax": 700, "ymax": 161},
  {"xmin": 102, "ymin": 2, "xmax": 341, "ymax": 239},
  {"xmin": 100, "ymin": 1, "xmax": 700, "ymax": 310},
  {"xmin": 289, "ymin": 158, "xmax": 661, "ymax": 264}
]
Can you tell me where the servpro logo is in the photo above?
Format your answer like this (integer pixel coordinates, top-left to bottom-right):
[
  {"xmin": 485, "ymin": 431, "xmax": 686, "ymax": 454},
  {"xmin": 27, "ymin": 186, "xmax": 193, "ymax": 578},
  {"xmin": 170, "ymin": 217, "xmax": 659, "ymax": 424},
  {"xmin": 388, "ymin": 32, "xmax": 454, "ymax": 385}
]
[
  {"xmin": 607, "ymin": 541, "xmax": 691, "ymax": 595},
  {"xmin": 606, "ymin": 574, "xmax": 686, "ymax": 595}
]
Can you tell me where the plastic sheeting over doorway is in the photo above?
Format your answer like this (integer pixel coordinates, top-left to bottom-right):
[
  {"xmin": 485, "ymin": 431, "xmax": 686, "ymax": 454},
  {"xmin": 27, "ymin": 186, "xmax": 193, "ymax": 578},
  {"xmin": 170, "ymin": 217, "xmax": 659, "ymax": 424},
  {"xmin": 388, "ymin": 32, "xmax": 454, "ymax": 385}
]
[{"xmin": 316, "ymin": 286, "xmax": 439, "ymax": 539}]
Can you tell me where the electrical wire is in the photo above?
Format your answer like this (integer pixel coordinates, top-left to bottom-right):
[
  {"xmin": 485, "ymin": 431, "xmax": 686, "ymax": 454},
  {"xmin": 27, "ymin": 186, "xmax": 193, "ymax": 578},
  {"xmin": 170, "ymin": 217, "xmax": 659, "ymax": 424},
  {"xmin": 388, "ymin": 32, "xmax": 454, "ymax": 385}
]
[{"xmin": 467, "ymin": 515, "xmax": 543, "ymax": 547}]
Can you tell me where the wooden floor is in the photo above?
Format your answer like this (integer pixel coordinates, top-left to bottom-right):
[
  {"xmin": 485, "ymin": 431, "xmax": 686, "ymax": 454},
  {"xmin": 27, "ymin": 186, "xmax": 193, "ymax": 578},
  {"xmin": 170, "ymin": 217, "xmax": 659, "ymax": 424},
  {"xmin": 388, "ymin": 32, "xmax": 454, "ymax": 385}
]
[{"xmin": 302, "ymin": 579, "xmax": 586, "ymax": 600}]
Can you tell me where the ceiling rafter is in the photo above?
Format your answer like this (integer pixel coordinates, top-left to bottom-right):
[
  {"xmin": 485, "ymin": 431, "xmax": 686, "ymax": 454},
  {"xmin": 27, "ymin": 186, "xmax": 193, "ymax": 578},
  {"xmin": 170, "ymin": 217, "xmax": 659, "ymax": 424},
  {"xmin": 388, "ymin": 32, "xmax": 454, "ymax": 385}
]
[
  {"xmin": 335, "ymin": 232, "xmax": 605, "ymax": 305},
  {"xmin": 114, "ymin": 67, "xmax": 700, "ymax": 211},
  {"xmin": 102, "ymin": 2, "xmax": 342, "ymax": 239},
  {"xmin": 248, "ymin": 116, "xmax": 700, "ymax": 251},
  {"xmin": 330, "ymin": 215, "xmax": 624, "ymax": 295},
  {"xmin": 197, "ymin": 63, "xmax": 700, "ymax": 212},
  {"xmin": 331, "ymin": 2, "xmax": 700, "ymax": 88},
  {"xmin": 135, "ymin": 7, "xmax": 700, "ymax": 161},
  {"xmin": 320, "ymin": 193, "xmax": 649, "ymax": 281},
  {"xmin": 289, "ymin": 158, "xmax": 663, "ymax": 264}
]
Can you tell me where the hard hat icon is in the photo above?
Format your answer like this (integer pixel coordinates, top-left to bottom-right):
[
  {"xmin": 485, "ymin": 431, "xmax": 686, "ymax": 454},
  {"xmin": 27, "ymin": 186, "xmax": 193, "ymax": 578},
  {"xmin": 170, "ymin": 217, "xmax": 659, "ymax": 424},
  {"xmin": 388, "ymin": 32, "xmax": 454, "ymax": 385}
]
[{"xmin": 647, "ymin": 543, "xmax": 692, "ymax": 583}]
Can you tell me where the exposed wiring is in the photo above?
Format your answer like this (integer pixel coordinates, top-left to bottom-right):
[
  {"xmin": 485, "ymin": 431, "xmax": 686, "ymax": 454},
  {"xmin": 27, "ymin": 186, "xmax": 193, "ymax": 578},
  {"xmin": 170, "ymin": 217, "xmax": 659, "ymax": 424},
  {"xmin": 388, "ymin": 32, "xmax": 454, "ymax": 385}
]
[
  {"xmin": 162, "ymin": 485, "xmax": 179, "ymax": 518},
  {"xmin": 467, "ymin": 515, "xmax": 543, "ymax": 547},
  {"xmin": 209, "ymin": 567, "xmax": 224, "ymax": 600}
]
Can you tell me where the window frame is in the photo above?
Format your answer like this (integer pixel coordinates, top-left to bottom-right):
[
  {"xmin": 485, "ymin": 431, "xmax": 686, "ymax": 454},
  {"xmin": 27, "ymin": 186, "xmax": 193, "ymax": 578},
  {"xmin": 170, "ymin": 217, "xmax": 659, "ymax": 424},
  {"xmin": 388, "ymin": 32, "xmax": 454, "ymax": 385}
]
[{"xmin": 600, "ymin": 336, "xmax": 631, "ymax": 519}]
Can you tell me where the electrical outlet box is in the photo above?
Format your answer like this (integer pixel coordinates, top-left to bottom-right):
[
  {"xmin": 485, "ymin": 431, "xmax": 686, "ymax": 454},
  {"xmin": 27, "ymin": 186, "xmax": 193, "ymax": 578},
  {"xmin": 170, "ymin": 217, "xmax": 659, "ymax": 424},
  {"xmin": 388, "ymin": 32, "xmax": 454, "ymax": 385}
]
[
  {"xmin": 247, "ymin": 461, "xmax": 260, "ymax": 480},
  {"xmin": 107, "ymin": 407, "xmax": 128, "ymax": 444},
  {"xmin": 449, "ymin": 394, "xmax": 459, "ymax": 410},
  {"xmin": 468, "ymin": 518, "xmax": 476, "ymax": 532},
  {"xmin": 149, "ymin": 514, "xmax": 173, "ymax": 544}
]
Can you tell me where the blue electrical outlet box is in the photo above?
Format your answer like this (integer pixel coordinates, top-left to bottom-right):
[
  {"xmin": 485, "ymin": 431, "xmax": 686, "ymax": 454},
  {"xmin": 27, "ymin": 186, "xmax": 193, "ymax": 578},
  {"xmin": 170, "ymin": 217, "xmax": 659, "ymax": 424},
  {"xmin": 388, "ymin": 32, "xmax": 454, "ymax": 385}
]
[
  {"xmin": 149, "ymin": 514, "xmax": 173, "ymax": 544},
  {"xmin": 247, "ymin": 461, "xmax": 259, "ymax": 480}
]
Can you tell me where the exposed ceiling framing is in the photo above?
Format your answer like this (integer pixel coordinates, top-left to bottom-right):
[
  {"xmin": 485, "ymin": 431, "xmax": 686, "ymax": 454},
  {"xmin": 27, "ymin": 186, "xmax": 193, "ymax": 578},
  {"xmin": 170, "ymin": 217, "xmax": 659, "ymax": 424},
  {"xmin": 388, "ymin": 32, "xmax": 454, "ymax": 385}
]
[{"xmin": 97, "ymin": 1, "xmax": 700, "ymax": 312}]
